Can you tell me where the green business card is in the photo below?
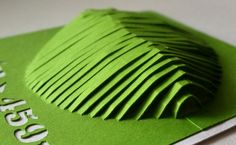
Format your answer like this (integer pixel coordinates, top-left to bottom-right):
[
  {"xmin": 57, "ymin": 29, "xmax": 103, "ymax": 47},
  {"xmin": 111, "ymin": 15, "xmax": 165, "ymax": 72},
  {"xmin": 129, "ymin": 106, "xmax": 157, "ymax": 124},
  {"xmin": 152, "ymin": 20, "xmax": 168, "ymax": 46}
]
[{"xmin": 0, "ymin": 9, "xmax": 235, "ymax": 145}]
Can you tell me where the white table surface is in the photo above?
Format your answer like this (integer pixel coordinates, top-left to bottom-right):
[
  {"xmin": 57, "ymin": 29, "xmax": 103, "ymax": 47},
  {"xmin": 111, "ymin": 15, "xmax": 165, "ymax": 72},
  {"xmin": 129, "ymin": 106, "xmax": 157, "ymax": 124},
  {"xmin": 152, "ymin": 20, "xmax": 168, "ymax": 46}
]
[{"xmin": 0, "ymin": 0, "xmax": 236, "ymax": 144}]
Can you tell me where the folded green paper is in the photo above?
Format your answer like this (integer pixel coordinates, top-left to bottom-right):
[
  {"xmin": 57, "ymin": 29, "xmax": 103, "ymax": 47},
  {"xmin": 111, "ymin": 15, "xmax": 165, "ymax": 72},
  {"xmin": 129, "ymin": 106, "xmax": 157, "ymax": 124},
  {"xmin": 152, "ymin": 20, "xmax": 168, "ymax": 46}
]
[{"xmin": 0, "ymin": 9, "xmax": 235, "ymax": 145}]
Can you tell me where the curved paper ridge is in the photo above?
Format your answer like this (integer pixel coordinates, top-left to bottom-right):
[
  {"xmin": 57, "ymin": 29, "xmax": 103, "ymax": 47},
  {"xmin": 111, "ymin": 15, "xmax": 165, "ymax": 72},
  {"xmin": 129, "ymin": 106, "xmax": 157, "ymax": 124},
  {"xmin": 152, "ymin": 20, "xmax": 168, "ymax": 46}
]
[{"xmin": 25, "ymin": 9, "xmax": 221, "ymax": 120}]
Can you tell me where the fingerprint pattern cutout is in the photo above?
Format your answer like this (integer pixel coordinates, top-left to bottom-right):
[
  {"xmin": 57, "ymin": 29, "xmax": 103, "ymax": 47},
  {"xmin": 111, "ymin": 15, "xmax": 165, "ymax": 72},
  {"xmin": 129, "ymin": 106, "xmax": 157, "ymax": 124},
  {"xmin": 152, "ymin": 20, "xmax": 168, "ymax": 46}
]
[{"xmin": 25, "ymin": 9, "xmax": 221, "ymax": 120}]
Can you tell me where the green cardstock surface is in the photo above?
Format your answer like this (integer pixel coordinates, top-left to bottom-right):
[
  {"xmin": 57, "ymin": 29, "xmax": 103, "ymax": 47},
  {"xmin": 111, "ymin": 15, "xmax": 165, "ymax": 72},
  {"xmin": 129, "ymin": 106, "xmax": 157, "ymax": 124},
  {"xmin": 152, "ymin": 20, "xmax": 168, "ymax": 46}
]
[{"xmin": 0, "ymin": 9, "xmax": 236, "ymax": 145}]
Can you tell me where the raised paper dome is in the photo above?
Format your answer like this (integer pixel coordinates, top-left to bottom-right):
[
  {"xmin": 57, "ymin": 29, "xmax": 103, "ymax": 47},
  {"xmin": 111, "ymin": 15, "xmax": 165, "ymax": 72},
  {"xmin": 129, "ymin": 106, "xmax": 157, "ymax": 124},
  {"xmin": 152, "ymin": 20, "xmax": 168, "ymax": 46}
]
[{"xmin": 25, "ymin": 9, "xmax": 221, "ymax": 120}]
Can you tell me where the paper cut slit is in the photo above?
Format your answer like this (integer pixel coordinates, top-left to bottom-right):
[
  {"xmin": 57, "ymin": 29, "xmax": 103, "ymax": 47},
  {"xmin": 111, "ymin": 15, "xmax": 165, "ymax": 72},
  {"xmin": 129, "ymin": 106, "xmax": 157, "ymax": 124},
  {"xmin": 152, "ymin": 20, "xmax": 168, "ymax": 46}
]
[
  {"xmin": 52, "ymin": 40, "xmax": 147, "ymax": 102},
  {"xmin": 68, "ymin": 50, "xmax": 151, "ymax": 112},
  {"xmin": 89, "ymin": 54, "xmax": 165, "ymax": 117},
  {"xmin": 77, "ymin": 50, "xmax": 159, "ymax": 115},
  {"xmin": 47, "ymin": 41, "xmax": 146, "ymax": 105},
  {"xmin": 70, "ymin": 52, "xmax": 149, "ymax": 110},
  {"xmin": 173, "ymin": 95, "xmax": 201, "ymax": 118},
  {"xmin": 25, "ymin": 9, "xmax": 221, "ymax": 120},
  {"xmin": 41, "ymin": 38, "xmax": 133, "ymax": 100}
]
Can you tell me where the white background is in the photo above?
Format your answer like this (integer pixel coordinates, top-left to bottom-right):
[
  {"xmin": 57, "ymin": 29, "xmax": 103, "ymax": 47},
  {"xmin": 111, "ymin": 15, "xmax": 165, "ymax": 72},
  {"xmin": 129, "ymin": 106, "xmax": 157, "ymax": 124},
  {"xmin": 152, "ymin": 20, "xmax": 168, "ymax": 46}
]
[{"xmin": 0, "ymin": 0, "xmax": 236, "ymax": 144}]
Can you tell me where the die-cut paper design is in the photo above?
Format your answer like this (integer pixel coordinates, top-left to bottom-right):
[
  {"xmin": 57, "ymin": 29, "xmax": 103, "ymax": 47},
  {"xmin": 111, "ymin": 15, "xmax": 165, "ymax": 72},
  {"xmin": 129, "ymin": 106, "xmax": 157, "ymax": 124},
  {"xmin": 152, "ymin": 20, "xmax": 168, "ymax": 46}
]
[{"xmin": 25, "ymin": 9, "xmax": 221, "ymax": 120}]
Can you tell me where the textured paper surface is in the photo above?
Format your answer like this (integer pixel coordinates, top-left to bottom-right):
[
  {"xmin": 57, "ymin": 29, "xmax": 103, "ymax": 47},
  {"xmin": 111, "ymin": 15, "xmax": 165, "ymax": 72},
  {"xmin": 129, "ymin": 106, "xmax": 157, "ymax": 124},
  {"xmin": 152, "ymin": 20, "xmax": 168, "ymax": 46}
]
[
  {"xmin": 24, "ymin": 9, "xmax": 221, "ymax": 121},
  {"xmin": 0, "ymin": 11, "xmax": 236, "ymax": 145}
]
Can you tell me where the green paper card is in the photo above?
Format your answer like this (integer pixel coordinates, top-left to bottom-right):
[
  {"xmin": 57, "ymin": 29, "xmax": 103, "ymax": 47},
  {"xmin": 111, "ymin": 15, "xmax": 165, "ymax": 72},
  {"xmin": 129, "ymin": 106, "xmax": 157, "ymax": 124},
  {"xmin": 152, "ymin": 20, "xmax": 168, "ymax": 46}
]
[{"xmin": 0, "ymin": 9, "xmax": 236, "ymax": 145}]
